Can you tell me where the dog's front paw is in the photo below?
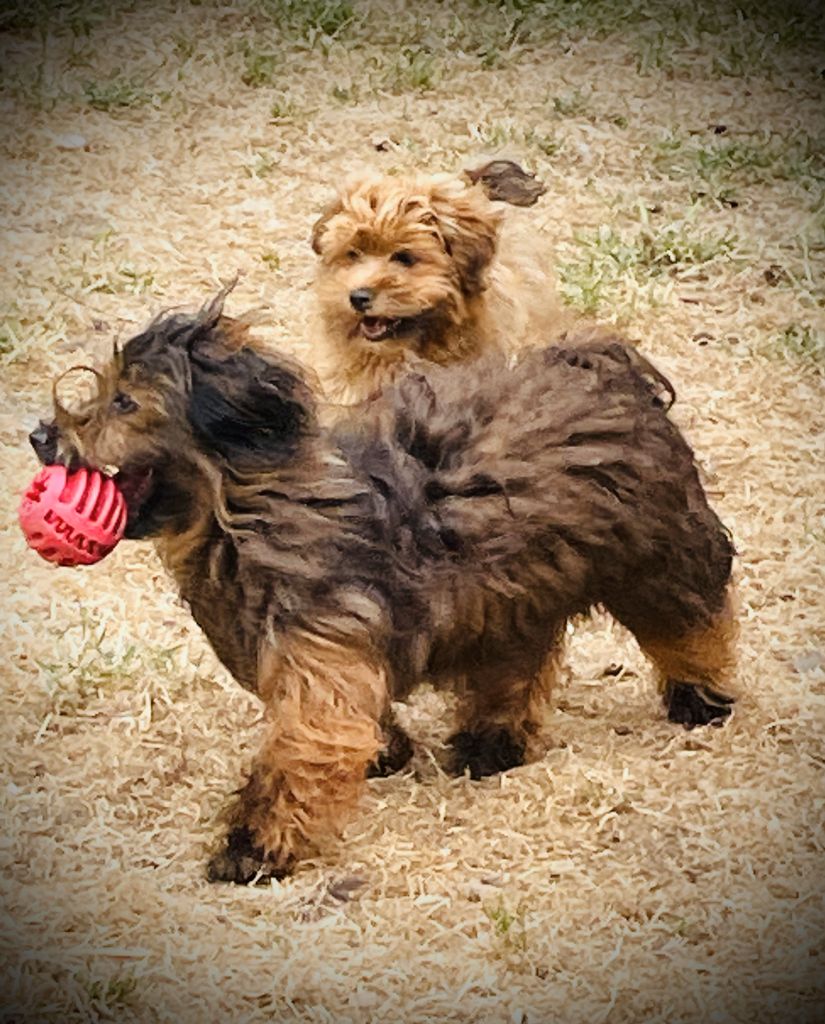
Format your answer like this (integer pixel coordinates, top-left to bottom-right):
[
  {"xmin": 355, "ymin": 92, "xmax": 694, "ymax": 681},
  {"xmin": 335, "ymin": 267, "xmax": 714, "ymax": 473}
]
[
  {"xmin": 448, "ymin": 727, "xmax": 526, "ymax": 779},
  {"xmin": 664, "ymin": 680, "xmax": 734, "ymax": 729},
  {"xmin": 206, "ymin": 825, "xmax": 291, "ymax": 885}
]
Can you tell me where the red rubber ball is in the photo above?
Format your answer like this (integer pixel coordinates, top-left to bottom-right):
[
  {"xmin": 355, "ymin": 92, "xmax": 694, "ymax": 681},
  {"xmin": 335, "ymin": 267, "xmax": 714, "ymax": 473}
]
[{"xmin": 19, "ymin": 464, "xmax": 127, "ymax": 566}]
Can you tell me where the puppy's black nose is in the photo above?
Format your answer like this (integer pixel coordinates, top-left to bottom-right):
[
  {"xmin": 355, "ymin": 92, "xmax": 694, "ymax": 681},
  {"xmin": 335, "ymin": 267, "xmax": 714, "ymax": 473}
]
[
  {"xmin": 349, "ymin": 288, "xmax": 374, "ymax": 312},
  {"xmin": 29, "ymin": 420, "xmax": 58, "ymax": 464}
]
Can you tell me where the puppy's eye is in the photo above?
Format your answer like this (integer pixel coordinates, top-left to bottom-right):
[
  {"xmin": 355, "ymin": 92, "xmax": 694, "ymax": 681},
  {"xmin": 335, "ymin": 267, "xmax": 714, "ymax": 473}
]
[
  {"xmin": 390, "ymin": 250, "xmax": 416, "ymax": 267},
  {"xmin": 111, "ymin": 391, "xmax": 138, "ymax": 415},
  {"xmin": 346, "ymin": 249, "xmax": 361, "ymax": 261}
]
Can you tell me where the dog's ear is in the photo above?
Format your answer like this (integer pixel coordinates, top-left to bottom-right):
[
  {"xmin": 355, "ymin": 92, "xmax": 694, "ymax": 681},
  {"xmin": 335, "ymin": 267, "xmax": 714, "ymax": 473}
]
[
  {"xmin": 430, "ymin": 186, "xmax": 501, "ymax": 296},
  {"xmin": 187, "ymin": 333, "xmax": 316, "ymax": 466},
  {"xmin": 124, "ymin": 279, "xmax": 240, "ymax": 372},
  {"xmin": 310, "ymin": 197, "xmax": 343, "ymax": 255},
  {"xmin": 463, "ymin": 160, "xmax": 546, "ymax": 208}
]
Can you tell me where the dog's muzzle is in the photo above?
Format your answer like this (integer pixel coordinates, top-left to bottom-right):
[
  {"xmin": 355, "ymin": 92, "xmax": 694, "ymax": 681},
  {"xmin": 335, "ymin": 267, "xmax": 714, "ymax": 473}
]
[
  {"xmin": 29, "ymin": 420, "xmax": 59, "ymax": 464},
  {"xmin": 349, "ymin": 288, "xmax": 375, "ymax": 312}
]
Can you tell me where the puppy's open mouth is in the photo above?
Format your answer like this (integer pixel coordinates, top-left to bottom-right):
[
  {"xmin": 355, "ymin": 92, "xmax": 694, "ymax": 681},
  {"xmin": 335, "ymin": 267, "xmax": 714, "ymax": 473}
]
[{"xmin": 359, "ymin": 315, "xmax": 417, "ymax": 342}]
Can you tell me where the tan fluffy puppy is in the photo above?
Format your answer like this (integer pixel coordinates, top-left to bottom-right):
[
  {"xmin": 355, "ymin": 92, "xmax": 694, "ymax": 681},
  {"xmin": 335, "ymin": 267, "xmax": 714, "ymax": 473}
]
[{"xmin": 310, "ymin": 171, "xmax": 564, "ymax": 405}]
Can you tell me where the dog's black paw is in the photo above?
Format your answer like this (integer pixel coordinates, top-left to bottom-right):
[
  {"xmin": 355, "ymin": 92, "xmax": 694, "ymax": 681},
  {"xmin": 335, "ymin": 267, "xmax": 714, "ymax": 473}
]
[
  {"xmin": 664, "ymin": 680, "xmax": 735, "ymax": 729},
  {"xmin": 206, "ymin": 826, "xmax": 289, "ymax": 885},
  {"xmin": 448, "ymin": 727, "xmax": 526, "ymax": 779},
  {"xmin": 367, "ymin": 722, "xmax": 414, "ymax": 778}
]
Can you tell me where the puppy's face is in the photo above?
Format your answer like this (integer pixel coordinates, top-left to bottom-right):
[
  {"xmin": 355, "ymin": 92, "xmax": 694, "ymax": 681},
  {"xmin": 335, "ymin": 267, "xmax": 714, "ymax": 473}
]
[
  {"xmin": 30, "ymin": 294, "xmax": 315, "ymax": 539},
  {"xmin": 311, "ymin": 174, "xmax": 501, "ymax": 350},
  {"xmin": 30, "ymin": 338, "xmax": 193, "ymax": 538}
]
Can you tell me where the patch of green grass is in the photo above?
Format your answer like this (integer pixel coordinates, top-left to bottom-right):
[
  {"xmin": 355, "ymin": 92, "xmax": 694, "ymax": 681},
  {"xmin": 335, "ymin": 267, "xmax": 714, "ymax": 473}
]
[
  {"xmin": 551, "ymin": 89, "xmax": 589, "ymax": 118},
  {"xmin": 270, "ymin": 98, "xmax": 300, "ymax": 121},
  {"xmin": 440, "ymin": 9, "xmax": 525, "ymax": 69},
  {"xmin": 37, "ymin": 611, "xmax": 181, "ymax": 714},
  {"xmin": 470, "ymin": 120, "xmax": 562, "ymax": 159},
  {"xmin": 559, "ymin": 219, "xmax": 739, "ymax": 314},
  {"xmin": 474, "ymin": 40, "xmax": 516, "ymax": 69},
  {"xmin": 641, "ymin": 224, "xmax": 738, "ymax": 269},
  {"xmin": 708, "ymin": 40, "xmax": 763, "ymax": 78},
  {"xmin": 0, "ymin": 0, "xmax": 129, "ymax": 38},
  {"xmin": 523, "ymin": 127, "xmax": 562, "ymax": 158},
  {"xmin": 241, "ymin": 47, "xmax": 280, "ymax": 87},
  {"xmin": 483, "ymin": 896, "xmax": 528, "ymax": 956},
  {"xmin": 62, "ymin": 233, "xmax": 157, "ymax": 295},
  {"xmin": 80, "ymin": 264, "xmax": 156, "ymax": 295},
  {"xmin": 763, "ymin": 324, "xmax": 825, "ymax": 364},
  {"xmin": 330, "ymin": 83, "xmax": 360, "ymax": 104},
  {"xmin": 433, "ymin": 0, "xmax": 816, "ymax": 69},
  {"xmin": 633, "ymin": 1, "xmax": 824, "ymax": 79},
  {"xmin": 63, "ymin": 40, "xmax": 98, "ymax": 70},
  {"xmin": 558, "ymin": 259, "xmax": 608, "ymax": 316},
  {"xmin": 468, "ymin": 0, "xmax": 648, "ymax": 40},
  {"xmin": 253, "ymin": 0, "xmax": 356, "ymax": 47},
  {"xmin": 654, "ymin": 132, "xmax": 825, "ymax": 191},
  {"xmin": 546, "ymin": 89, "xmax": 627, "ymax": 130},
  {"xmin": 244, "ymin": 149, "xmax": 278, "ymax": 178},
  {"xmin": 634, "ymin": 32, "xmax": 668, "ymax": 75},
  {"xmin": 0, "ymin": 305, "xmax": 65, "ymax": 364},
  {"xmin": 693, "ymin": 140, "xmax": 777, "ymax": 178},
  {"xmin": 115, "ymin": 266, "xmax": 156, "ymax": 293},
  {"xmin": 383, "ymin": 47, "xmax": 442, "ymax": 93},
  {"xmin": 0, "ymin": 322, "xmax": 20, "ymax": 359},
  {"xmin": 83, "ymin": 77, "xmax": 166, "ymax": 112},
  {"xmin": 173, "ymin": 34, "xmax": 196, "ymax": 60},
  {"xmin": 80, "ymin": 973, "xmax": 139, "ymax": 1010},
  {"xmin": 0, "ymin": 0, "xmax": 52, "ymax": 34},
  {"xmin": 471, "ymin": 120, "xmax": 515, "ymax": 150},
  {"xmin": 57, "ymin": 232, "xmax": 154, "ymax": 296},
  {"xmin": 383, "ymin": 0, "xmax": 648, "ymax": 73}
]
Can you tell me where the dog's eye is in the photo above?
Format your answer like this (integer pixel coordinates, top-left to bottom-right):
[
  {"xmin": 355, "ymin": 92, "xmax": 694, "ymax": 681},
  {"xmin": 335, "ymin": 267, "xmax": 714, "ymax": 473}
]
[
  {"xmin": 111, "ymin": 391, "xmax": 138, "ymax": 415},
  {"xmin": 390, "ymin": 250, "xmax": 416, "ymax": 267},
  {"xmin": 346, "ymin": 249, "xmax": 361, "ymax": 261}
]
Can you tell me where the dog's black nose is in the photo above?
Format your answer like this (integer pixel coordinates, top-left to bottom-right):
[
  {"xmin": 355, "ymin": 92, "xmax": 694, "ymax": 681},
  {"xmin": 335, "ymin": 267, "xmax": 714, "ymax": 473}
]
[
  {"xmin": 29, "ymin": 420, "xmax": 58, "ymax": 464},
  {"xmin": 349, "ymin": 288, "xmax": 375, "ymax": 312}
]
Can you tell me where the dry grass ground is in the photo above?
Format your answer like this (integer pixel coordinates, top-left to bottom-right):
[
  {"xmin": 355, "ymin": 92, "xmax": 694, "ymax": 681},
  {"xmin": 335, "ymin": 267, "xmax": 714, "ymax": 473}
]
[{"xmin": 1, "ymin": 1, "xmax": 823, "ymax": 1021}]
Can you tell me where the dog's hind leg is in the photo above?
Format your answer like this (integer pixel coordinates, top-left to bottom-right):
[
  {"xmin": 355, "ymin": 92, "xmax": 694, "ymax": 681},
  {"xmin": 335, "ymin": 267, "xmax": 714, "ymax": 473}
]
[
  {"xmin": 623, "ymin": 588, "xmax": 739, "ymax": 730},
  {"xmin": 207, "ymin": 629, "xmax": 387, "ymax": 884},
  {"xmin": 447, "ymin": 649, "xmax": 560, "ymax": 779}
]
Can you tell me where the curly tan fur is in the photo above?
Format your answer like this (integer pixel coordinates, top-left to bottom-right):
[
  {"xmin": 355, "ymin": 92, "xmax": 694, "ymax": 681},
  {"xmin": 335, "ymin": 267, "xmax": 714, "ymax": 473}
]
[
  {"xmin": 30, "ymin": 290, "xmax": 737, "ymax": 883},
  {"xmin": 310, "ymin": 171, "xmax": 565, "ymax": 405}
]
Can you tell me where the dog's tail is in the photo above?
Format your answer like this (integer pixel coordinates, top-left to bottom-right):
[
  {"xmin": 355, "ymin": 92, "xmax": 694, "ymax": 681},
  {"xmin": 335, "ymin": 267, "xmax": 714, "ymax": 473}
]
[{"xmin": 537, "ymin": 331, "xmax": 676, "ymax": 411}]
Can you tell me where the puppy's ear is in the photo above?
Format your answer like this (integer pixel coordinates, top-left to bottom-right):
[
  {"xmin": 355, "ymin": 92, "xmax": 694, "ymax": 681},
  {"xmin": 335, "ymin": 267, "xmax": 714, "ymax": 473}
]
[
  {"xmin": 310, "ymin": 197, "xmax": 343, "ymax": 255},
  {"xmin": 431, "ymin": 186, "xmax": 501, "ymax": 296},
  {"xmin": 463, "ymin": 160, "xmax": 546, "ymax": 207},
  {"xmin": 188, "ymin": 335, "xmax": 316, "ymax": 466}
]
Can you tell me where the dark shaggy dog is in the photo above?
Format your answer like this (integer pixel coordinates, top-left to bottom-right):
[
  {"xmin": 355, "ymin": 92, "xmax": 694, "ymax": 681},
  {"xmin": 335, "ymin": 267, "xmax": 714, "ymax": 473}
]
[{"xmin": 30, "ymin": 288, "xmax": 737, "ymax": 884}]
